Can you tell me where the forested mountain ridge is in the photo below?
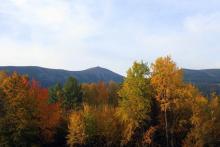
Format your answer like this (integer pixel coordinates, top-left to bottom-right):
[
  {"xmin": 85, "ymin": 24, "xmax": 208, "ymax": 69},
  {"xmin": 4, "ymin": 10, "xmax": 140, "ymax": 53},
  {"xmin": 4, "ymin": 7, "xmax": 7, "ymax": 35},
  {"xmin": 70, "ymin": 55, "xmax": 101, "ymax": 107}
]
[
  {"xmin": 0, "ymin": 66, "xmax": 220, "ymax": 95},
  {"xmin": 0, "ymin": 66, "xmax": 124, "ymax": 87},
  {"xmin": 183, "ymin": 69, "xmax": 220, "ymax": 95}
]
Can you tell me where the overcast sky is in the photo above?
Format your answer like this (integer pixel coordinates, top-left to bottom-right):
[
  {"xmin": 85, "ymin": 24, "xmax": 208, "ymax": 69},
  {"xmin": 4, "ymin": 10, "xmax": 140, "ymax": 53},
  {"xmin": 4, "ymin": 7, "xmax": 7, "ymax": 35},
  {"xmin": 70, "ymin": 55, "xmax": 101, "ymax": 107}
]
[{"xmin": 0, "ymin": 0, "xmax": 220, "ymax": 75}]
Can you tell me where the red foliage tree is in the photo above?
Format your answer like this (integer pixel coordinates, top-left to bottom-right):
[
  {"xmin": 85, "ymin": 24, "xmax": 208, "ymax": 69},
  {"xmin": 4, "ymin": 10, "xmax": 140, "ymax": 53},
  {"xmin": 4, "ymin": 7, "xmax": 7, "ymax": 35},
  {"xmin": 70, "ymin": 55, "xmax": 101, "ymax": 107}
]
[{"xmin": 31, "ymin": 81, "xmax": 61, "ymax": 144}]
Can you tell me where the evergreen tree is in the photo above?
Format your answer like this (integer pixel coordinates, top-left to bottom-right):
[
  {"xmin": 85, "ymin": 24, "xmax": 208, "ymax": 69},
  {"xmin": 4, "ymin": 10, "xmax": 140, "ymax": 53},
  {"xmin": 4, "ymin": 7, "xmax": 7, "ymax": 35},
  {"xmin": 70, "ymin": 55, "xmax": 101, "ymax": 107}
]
[{"xmin": 49, "ymin": 77, "xmax": 82, "ymax": 112}]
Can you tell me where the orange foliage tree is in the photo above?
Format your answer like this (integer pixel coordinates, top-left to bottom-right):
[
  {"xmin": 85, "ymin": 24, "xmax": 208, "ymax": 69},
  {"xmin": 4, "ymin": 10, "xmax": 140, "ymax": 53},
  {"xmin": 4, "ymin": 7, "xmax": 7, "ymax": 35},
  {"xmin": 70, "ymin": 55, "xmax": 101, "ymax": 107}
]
[
  {"xmin": 0, "ymin": 72, "xmax": 39, "ymax": 146},
  {"xmin": 82, "ymin": 81, "xmax": 109, "ymax": 106},
  {"xmin": 30, "ymin": 80, "xmax": 61, "ymax": 144}
]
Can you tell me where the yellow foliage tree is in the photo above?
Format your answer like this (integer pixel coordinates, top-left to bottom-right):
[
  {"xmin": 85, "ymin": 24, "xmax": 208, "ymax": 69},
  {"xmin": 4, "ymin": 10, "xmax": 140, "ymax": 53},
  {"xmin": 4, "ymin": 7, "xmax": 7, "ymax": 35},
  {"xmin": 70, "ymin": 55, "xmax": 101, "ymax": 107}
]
[
  {"xmin": 151, "ymin": 56, "xmax": 191, "ymax": 147},
  {"xmin": 67, "ymin": 104, "xmax": 122, "ymax": 146},
  {"xmin": 116, "ymin": 61, "xmax": 152, "ymax": 145},
  {"xmin": 67, "ymin": 111, "xmax": 86, "ymax": 147},
  {"xmin": 183, "ymin": 93, "xmax": 220, "ymax": 147},
  {"xmin": 0, "ymin": 72, "xmax": 39, "ymax": 147}
]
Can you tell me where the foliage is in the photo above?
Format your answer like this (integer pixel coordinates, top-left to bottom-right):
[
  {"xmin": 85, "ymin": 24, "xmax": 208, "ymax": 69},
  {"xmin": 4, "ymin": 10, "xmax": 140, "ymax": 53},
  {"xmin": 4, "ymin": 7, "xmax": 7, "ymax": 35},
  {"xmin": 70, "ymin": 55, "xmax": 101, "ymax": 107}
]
[
  {"xmin": 142, "ymin": 126, "xmax": 158, "ymax": 146},
  {"xmin": 116, "ymin": 61, "xmax": 152, "ymax": 144},
  {"xmin": 151, "ymin": 56, "xmax": 194, "ymax": 147},
  {"xmin": 0, "ymin": 72, "xmax": 39, "ymax": 147},
  {"xmin": 82, "ymin": 81, "xmax": 120, "ymax": 106},
  {"xmin": 49, "ymin": 83, "xmax": 63, "ymax": 104},
  {"xmin": 107, "ymin": 81, "xmax": 120, "ymax": 106},
  {"xmin": 31, "ymin": 81, "xmax": 61, "ymax": 144},
  {"xmin": 49, "ymin": 77, "xmax": 82, "ymax": 112},
  {"xmin": 67, "ymin": 111, "xmax": 86, "ymax": 147},
  {"xmin": 183, "ymin": 94, "xmax": 220, "ymax": 147},
  {"xmin": 0, "ymin": 56, "xmax": 220, "ymax": 147},
  {"xmin": 82, "ymin": 82, "xmax": 109, "ymax": 106},
  {"xmin": 67, "ymin": 104, "xmax": 122, "ymax": 147}
]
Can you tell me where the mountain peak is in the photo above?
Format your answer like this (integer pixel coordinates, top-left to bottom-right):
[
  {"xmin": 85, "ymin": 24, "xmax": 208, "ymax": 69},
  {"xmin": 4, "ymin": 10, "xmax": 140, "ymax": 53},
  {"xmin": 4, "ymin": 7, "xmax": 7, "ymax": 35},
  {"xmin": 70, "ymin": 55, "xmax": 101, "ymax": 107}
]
[
  {"xmin": 0, "ymin": 66, "xmax": 124, "ymax": 87},
  {"xmin": 88, "ymin": 66, "xmax": 106, "ymax": 70},
  {"xmin": 84, "ymin": 66, "xmax": 113, "ymax": 73}
]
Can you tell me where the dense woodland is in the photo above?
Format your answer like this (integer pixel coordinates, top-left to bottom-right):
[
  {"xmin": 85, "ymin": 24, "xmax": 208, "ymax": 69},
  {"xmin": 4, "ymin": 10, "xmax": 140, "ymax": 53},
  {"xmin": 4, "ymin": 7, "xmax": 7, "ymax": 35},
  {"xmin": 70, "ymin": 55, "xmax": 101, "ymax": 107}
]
[{"xmin": 0, "ymin": 56, "xmax": 219, "ymax": 147}]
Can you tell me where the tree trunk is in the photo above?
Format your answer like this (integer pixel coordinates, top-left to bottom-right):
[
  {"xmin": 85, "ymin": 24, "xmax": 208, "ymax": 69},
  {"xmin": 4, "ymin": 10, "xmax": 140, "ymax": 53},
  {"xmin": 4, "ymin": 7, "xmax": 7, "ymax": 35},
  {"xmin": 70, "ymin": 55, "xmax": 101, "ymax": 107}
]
[
  {"xmin": 171, "ymin": 131, "xmax": 174, "ymax": 147},
  {"xmin": 170, "ymin": 112, "xmax": 175, "ymax": 147},
  {"xmin": 164, "ymin": 109, "xmax": 169, "ymax": 147}
]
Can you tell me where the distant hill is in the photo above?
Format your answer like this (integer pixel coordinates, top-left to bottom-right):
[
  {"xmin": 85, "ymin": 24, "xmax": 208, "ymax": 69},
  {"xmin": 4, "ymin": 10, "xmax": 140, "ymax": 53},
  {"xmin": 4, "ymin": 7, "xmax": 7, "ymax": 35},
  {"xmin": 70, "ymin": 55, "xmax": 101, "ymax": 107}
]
[
  {"xmin": 0, "ymin": 66, "xmax": 124, "ymax": 87},
  {"xmin": 183, "ymin": 69, "xmax": 220, "ymax": 95},
  {"xmin": 0, "ymin": 66, "xmax": 220, "ymax": 95}
]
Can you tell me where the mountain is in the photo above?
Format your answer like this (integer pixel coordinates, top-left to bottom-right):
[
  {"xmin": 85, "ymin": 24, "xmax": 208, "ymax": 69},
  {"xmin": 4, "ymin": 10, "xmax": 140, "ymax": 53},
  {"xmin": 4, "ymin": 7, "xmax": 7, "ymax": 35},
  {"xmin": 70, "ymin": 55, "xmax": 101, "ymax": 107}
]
[
  {"xmin": 0, "ymin": 66, "xmax": 124, "ymax": 87},
  {"xmin": 183, "ymin": 69, "xmax": 220, "ymax": 95},
  {"xmin": 0, "ymin": 66, "xmax": 220, "ymax": 95}
]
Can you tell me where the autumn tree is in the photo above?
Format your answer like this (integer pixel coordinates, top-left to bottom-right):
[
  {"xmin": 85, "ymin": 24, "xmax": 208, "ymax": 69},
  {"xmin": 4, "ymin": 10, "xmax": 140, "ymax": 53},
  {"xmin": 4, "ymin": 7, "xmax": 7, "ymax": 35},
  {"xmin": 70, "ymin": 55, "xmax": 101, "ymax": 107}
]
[
  {"xmin": 67, "ymin": 111, "xmax": 86, "ymax": 147},
  {"xmin": 96, "ymin": 81, "xmax": 109, "ymax": 105},
  {"xmin": 107, "ymin": 81, "xmax": 120, "ymax": 106},
  {"xmin": 116, "ymin": 61, "xmax": 152, "ymax": 145},
  {"xmin": 0, "ymin": 71, "xmax": 7, "ymax": 117},
  {"xmin": 0, "ymin": 71, "xmax": 7, "ymax": 82},
  {"xmin": 48, "ymin": 77, "xmax": 83, "ymax": 146},
  {"xmin": 151, "ymin": 56, "xmax": 195, "ymax": 147},
  {"xmin": 67, "ymin": 104, "xmax": 122, "ymax": 147},
  {"xmin": 82, "ymin": 83, "xmax": 98, "ymax": 105},
  {"xmin": 67, "ymin": 104, "xmax": 97, "ymax": 146},
  {"xmin": 30, "ymin": 81, "xmax": 61, "ymax": 145},
  {"xmin": 0, "ymin": 72, "xmax": 39, "ymax": 147},
  {"xmin": 183, "ymin": 93, "xmax": 220, "ymax": 147},
  {"xmin": 82, "ymin": 81, "xmax": 110, "ymax": 106},
  {"xmin": 208, "ymin": 94, "xmax": 220, "ymax": 146}
]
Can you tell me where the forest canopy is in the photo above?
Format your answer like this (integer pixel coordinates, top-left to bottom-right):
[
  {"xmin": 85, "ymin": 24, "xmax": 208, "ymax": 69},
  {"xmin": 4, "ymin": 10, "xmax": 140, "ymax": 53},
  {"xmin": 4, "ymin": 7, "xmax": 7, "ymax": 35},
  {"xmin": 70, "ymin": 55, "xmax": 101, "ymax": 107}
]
[{"xmin": 0, "ymin": 56, "xmax": 219, "ymax": 147}]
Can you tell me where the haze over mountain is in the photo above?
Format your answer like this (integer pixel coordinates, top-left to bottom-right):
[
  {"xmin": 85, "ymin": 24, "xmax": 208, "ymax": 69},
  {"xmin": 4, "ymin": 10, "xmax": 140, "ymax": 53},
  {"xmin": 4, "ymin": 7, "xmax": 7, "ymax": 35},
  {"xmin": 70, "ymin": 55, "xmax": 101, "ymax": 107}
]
[{"xmin": 0, "ymin": 66, "xmax": 220, "ymax": 95}]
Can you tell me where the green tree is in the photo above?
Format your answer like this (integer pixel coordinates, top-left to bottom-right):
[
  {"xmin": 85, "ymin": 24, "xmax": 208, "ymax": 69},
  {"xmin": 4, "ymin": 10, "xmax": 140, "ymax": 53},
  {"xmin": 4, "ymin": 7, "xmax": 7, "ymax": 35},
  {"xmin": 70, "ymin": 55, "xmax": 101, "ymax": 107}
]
[
  {"xmin": 63, "ymin": 77, "xmax": 82, "ymax": 111},
  {"xmin": 116, "ymin": 61, "xmax": 152, "ymax": 145},
  {"xmin": 48, "ymin": 83, "xmax": 63, "ymax": 104},
  {"xmin": 49, "ymin": 77, "xmax": 82, "ymax": 112}
]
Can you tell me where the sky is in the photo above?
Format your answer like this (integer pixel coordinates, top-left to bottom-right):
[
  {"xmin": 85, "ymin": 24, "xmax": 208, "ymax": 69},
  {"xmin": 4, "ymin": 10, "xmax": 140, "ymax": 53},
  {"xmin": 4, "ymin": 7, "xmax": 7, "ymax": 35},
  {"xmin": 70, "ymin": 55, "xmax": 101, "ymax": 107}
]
[{"xmin": 0, "ymin": 0, "xmax": 220, "ymax": 75}]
